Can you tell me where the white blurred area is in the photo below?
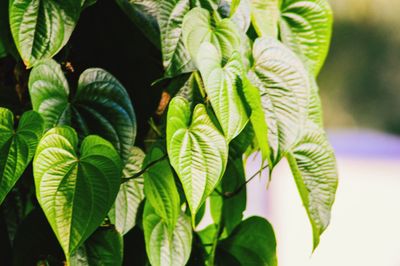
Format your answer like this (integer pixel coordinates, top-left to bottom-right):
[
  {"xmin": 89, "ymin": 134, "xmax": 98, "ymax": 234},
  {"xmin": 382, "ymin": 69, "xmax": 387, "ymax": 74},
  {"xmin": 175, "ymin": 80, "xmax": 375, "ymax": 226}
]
[{"xmin": 245, "ymin": 130, "xmax": 400, "ymax": 266}]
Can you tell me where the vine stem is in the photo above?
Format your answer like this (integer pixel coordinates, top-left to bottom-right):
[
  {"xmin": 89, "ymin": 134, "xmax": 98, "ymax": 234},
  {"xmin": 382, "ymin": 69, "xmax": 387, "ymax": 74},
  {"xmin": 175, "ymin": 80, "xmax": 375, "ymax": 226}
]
[{"xmin": 120, "ymin": 154, "xmax": 168, "ymax": 184}]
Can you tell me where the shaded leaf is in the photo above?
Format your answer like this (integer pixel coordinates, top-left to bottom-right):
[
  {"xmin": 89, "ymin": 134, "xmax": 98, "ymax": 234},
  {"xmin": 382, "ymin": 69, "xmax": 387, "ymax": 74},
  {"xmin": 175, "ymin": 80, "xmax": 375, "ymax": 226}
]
[
  {"xmin": 280, "ymin": 0, "xmax": 333, "ymax": 76},
  {"xmin": 166, "ymin": 97, "xmax": 228, "ymax": 221},
  {"xmin": 29, "ymin": 59, "xmax": 137, "ymax": 164},
  {"xmin": 33, "ymin": 126, "xmax": 122, "ymax": 260},
  {"xmin": 0, "ymin": 109, "xmax": 44, "ymax": 205},
  {"xmin": 109, "ymin": 147, "xmax": 145, "ymax": 235},
  {"xmin": 287, "ymin": 121, "xmax": 338, "ymax": 249},
  {"xmin": 144, "ymin": 143, "xmax": 180, "ymax": 235},
  {"xmin": 249, "ymin": 37, "xmax": 309, "ymax": 165},
  {"xmin": 9, "ymin": 0, "xmax": 81, "ymax": 67},
  {"xmin": 143, "ymin": 202, "xmax": 192, "ymax": 266},
  {"xmin": 197, "ymin": 42, "xmax": 248, "ymax": 142},
  {"xmin": 218, "ymin": 216, "xmax": 277, "ymax": 266}
]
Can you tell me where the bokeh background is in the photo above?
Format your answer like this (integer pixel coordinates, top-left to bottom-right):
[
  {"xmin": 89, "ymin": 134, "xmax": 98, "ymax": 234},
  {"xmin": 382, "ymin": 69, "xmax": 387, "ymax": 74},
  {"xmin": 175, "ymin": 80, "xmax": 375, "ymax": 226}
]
[{"xmin": 245, "ymin": 1, "xmax": 400, "ymax": 265}]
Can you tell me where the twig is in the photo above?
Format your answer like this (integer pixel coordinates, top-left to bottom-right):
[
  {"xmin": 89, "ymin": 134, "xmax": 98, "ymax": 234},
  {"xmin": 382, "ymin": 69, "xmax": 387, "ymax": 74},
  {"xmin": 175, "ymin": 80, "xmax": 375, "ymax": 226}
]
[{"xmin": 121, "ymin": 153, "xmax": 168, "ymax": 184}]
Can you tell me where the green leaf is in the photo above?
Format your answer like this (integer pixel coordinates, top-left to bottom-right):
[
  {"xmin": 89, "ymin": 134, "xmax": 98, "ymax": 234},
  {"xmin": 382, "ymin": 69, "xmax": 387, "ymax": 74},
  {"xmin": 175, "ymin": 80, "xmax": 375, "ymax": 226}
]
[
  {"xmin": 287, "ymin": 122, "xmax": 338, "ymax": 249},
  {"xmin": 115, "ymin": 0, "xmax": 161, "ymax": 48},
  {"xmin": 109, "ymin": 147, "xmax": 145, "ymax": 235},
  {"xmin": 182, "ymin": 7, "xmax": 241, "ymax": 66},
  {"xmin": 0, "ymin": 39, "xmax": 6, "ymax": 58},
  {"xmin": 210, "ymin": 157, "xmax": 246, "ymax": 235},
  {"xmin": 197, "ymin": 42, "xmax": 248, "ymax": 142},
  {"xmin": 308, "ymin": 76, "xmax": 323, "ymax": 127},
  {"xmin": 249, "ymin": 37, "xmax": 309, "ymax": 165},
  {"xmin": 218, "ymin": 216, "xmax": 277, "ymax": 266},
  {"xmin": 28, "ymin": 59, "xmax": 137, "ymax": 164},
  {"xmin": 33, "ymin": 126, "xmax": 123, "ymax": 260},
  {"xmin": 166, "ymin": 97, "xmax": 228, "ymax": 222},
  {"xmin": 250, "ymin": 0, "xmax": 280, "ymax": 38},
  {"xmin": 0, "ymin": 109, "xmax": 44, "ymax": 205},
  {"xmin": 219, "ymin": 0, "xmax": 251, "ymax": 33},
  {"xmin": 280, "ymin": 0, "xmax": 333, "ymax": 76},
  {"xmin": 143, "ymin": 202, "xmax": 192, "ymax": 266},
  {"xmin": 144, "ymin": 143, "xmax": 180, "ymax": 235},
  {"xmin": 9, "ymin": 0, "xmax": 81, "ymax": 67},
  {"xmin": 70, "ymin": 227, "xmax": 123, "ymax": 266},
  {"xmin": 159, "ymin": 0, "xmax": 194, "ymax": 77}
]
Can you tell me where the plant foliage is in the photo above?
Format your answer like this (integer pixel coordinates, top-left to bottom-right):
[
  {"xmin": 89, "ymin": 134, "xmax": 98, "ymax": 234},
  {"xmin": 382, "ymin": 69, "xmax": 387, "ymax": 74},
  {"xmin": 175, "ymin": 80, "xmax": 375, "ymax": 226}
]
[{"xmin": 0, "ymin": 0, "xmax": 338, "ymax": 265}]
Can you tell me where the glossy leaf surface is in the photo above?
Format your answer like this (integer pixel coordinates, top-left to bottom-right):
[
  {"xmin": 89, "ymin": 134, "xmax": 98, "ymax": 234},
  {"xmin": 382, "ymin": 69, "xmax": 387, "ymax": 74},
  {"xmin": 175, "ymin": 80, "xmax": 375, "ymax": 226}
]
[
  {"xmin": 33, "ymin": 127, "xmax": 122, "ymax": 259},
  {"xmin": 0, "ymin": 109, "xmax": 44, "ymax": 205}
]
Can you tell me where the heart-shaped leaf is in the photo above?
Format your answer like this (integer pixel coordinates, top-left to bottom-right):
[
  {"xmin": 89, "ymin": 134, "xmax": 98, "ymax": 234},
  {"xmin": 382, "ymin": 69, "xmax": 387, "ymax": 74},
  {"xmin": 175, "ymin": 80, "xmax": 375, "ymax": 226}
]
[
  {"xmin": 33, "ymin": 126, "xmax": 122, "ymax": 260},
  {"xmin": 115, "ymin": 0, "xmax": 161, "ymax": 48},
  {"xmin": 144, "ymin": 143, "xmax": 180, "ymax": 235},
  {"xmin": 9, "ymin": 0, "xmax": 81, "ymax": 67},
  {"xmin": 0, "ymin": 108, "xmax": 44, "ymax": 205},
  {"xmin": 143, "ymin": 202, "xmax": 192, "ymax": 266},
  {"xmin": 197, "ymin": 42, "xmax": 248, "ymax": 142},
  {"xmin": 280, "ymin": 0, "xmax": 333, "ymax": 76},
  {"xmin": 287, "ymin": 121, "xmax": 338, "ymax": 249},
  {"xmin": 159, "ymin": 0, "xmax": 194, "ymax": 77},
  {"xmin": 251, "ymin": 0, "xmax": 280, "ymax": 38},
  {"xmin": 109, "ymin": 147, "xmax": 145, "ymax": 235},
  {"xmin": 182, "ymin": 7, "xmax": 241, "ymax": 66},
  {"xmin": 29, "ymin": 59, "xmax": 137, "ymax": 164},
  {"xmin": 70, "ymin": 227, "xmax": 123, "ymax": 266},
  {"xmin": 166, "ymin": 97, "xmax": 228, "ymax": 221},
  {"xmin": 218, "ymin": 216, "xmax": 277, "ymax": 266},
  {"xmin": 249, "ymin": 37, "xmax": 309, "ymax": 165}
]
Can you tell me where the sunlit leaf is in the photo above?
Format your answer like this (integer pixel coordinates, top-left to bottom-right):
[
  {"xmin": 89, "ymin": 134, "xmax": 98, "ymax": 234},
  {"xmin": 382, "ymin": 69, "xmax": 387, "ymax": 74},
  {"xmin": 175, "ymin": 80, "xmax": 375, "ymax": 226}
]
[
  {"xmin": 33, "ymin": 127, "xmax": 122, "ymax": 260},
  {"xmin": 197, "ymin": 42, "xmax": 248, "ymax": 142},
  {"xmin": 143, "ymin": 202, "xmax": 192, "ymax": 266},
  {"xmin": 250, "ymin": 0, "xmax": 280, "ymax": 38},
  {"xmin": 9, "ymin": 0, "xmax": 81, "ymax": 67},
  {"xmin": 0, "ymin": 109, "xmax": 44, "ymax": 205},
  {"xmin": 166, "ymin": 97, "xmax": 228, "ymax": 221},
  {"xmin": 287, "ymin": 121, "xmax": 338, "ymax": 249},
  {"xmin": 249, "ymin": 37, "xmax": 309, "ymax": 165}
]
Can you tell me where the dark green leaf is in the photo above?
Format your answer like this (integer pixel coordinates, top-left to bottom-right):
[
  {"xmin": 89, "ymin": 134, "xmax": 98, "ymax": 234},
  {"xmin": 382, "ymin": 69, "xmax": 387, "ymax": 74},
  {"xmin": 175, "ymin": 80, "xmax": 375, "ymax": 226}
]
[
  {"xmin": 33, "ymin": 126, "xmax": 123, "ymax": 260},
  {"xmin": 218, "ymin": 216, "xmax": 277, "ymax": 266},
  {"xmin": 144, "ymin": 143, "xmax": 180, "ymax": 235},
  {"xmin": 287, "ymin": 121, "xmax": 338, "ymax": 249},
  {"xmin": 143, "ymin": 202, "xmax": 192, "ymax": 266},
  {"xmin": 166, "ymin": 97, "xmax": 228, "ymax": 222},
  {"xmin": 0, "ymin": 109, "xmax": 44, "ymax": 205},
  {"xmin": 9, "ymin": 0, "xmax": 81, "ymax": 67},
  {"xmin": 29, "ymin": 59, "xmax": 137, "ymax": 164}
]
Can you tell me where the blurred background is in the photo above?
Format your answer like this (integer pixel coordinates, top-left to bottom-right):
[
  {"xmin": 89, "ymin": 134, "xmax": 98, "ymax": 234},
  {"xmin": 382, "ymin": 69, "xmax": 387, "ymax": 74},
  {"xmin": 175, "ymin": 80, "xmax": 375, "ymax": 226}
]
[{"xmin": 245, "ymin": 0, "xmax": 400, "ymax": 265}]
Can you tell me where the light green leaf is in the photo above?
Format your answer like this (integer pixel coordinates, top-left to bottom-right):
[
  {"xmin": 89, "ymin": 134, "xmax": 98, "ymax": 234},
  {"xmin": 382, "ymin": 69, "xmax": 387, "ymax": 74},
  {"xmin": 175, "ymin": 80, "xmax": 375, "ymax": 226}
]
[
  {"xmin": 219, "ymin": 0, "xmax": 251, "ymax": 33},
  {"xmin": 33, "ymin": 127, "xmax": 122, "ymax": 260},
  {"xmin": 308, "ymin": 76, "xmax": 323, "ymax": 127},
  {"xmin": 70, "ymin": 227, "xmax": 123, "ymax": 266},
  {"xmin": 144, "ymin": 143, "xmax": 180, "ymax": 235},
  {"xmin": 9, "ymin": 0, "xmax": 81, "ymax": 67},
  {"xmin": 109, "ymin": 147, "xmax": 145, "ymax": 235},
  {"xmin": 182, "ymin": 7, "xmax": 241, "ymax": 66},
  {"xmin": 280, "ymin": 0, "xmax": 333, "ymax": 76},
  {"xmin": 218, "ymin": 216, "xmax": 277, "ymax": 266},
  {"xmin": 0, "ymin": 109, "xmax": 44, "ymax": 205},
  {"xmin": 143, "ymin": 202, "xmax": 192, "ymax": 266},
  {"xmin": 250, "ymin": 0, "xmax": 280, "ymax": 38},
  {"xmin": 287, "ymin": 121, "xmax": 338, "ymax": 249},
  {"xmin": 29, "ymin": 59, "xmax": 137, "ymax": 164},
  {"xmin": 166, "ymin": 97, "xmax": 228, "ymax": 221},
  {"xmin": 115, "ymin": 0, "xmax": 161, "ymax": 48},
  {"xmin": 249, "ymin": 37, "xmax": 309, "ymax": 165},
  {"xmin": 159, "ymin": 0, "xmax": 194, "ymax": 77},
  {"xmin": 197, "ymin": 42, "xmax": 248, "ymax": 142}
]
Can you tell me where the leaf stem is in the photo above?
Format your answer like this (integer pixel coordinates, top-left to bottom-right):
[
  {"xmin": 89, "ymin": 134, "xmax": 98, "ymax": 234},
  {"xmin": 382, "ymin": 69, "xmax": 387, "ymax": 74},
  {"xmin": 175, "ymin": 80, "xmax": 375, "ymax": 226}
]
[{"xmin": 121, "ymin": 153, "xmax": 168, "ymax": 183}]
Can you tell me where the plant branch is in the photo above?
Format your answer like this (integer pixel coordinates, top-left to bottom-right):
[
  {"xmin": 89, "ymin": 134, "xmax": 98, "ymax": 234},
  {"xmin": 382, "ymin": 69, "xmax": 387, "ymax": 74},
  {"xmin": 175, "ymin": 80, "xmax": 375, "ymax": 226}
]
[
  {"xmin": 221, "ymin": 164, "xmax": 269, "ymax": 199},
  {"xmin": 121, "ymin": 153, "xmax": 168, "ymax": 184}
]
